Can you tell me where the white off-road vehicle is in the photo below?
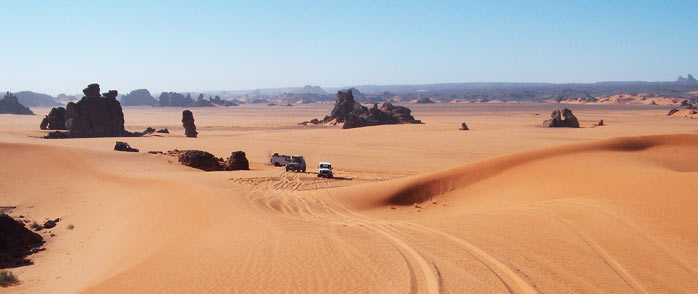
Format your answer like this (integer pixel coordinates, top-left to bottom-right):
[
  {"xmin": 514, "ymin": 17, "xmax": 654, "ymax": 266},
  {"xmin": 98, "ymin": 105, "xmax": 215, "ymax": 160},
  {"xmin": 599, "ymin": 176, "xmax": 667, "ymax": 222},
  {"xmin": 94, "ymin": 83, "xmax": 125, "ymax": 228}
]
[{"xmin": 317, "ymin": 162, "xmax": 333, "ymax": 178}]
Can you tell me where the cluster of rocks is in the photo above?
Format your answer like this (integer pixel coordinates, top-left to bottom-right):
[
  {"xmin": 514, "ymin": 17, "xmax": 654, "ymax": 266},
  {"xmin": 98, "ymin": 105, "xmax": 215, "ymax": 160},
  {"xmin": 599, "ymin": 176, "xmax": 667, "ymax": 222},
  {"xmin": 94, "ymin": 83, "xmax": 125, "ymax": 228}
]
[
  {"xmin": 43, "ymin": 84, "xmax": 165, "ymax": 139},
  {"xmin": 158, "ymin": 92, "xmax": 238, "ymax": 107},
  {"xmin": 303, "ymin": 89, "xmax": 422, "ymax": 129},
  {"xmin": 166, "ymin": 150, "xmax": 249, "ymax": 171},
  {"xmin": 119, "ymin": 89, "xmax": 157, "ymax": 106},
  {"xmin": 543, "ymin": 108, "xmax": 580, "ymax": 128},
  {"xmin": 0, "ymin": 92, "xmax": 34, "ymax": 115},
  {"xmin": 0, "ymin": 214, "xmax": 44, "ymax": 267}
]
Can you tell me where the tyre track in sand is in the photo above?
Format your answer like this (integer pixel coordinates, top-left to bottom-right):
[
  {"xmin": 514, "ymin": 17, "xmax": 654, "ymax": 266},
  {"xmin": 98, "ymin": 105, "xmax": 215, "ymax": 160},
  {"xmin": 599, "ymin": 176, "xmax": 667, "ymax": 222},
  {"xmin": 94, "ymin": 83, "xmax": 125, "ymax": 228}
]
[
  {"xmin": 245, "ymin": 172, "xmax": 539, "ymax": 293},
  {"xmin": 533, "ymin": 208, "xmax": 648, "ymax": 293}
]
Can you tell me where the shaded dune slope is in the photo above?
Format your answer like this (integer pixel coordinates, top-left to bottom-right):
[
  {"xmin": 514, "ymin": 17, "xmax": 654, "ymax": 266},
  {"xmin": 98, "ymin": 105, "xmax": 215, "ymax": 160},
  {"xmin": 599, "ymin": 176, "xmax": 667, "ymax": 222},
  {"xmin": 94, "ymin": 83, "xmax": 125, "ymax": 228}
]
[{"xmin": 336, "ymin": 134, "xmax": 698, "ymax": 208}]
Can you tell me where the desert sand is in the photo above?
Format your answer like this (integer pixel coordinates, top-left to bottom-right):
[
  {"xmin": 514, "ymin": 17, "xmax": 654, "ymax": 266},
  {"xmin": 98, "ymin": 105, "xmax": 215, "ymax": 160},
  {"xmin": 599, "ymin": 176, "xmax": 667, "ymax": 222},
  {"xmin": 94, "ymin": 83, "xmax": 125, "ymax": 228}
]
[{"xmin": 2, "ymin": 103, "xmax": 698, "ymax": 293}]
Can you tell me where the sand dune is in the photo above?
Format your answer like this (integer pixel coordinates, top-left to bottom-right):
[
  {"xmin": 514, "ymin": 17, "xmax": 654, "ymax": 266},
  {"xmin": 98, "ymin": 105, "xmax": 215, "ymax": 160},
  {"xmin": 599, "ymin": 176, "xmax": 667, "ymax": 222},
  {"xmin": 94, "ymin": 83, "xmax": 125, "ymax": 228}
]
[{"xmin": 2, "ymin": 104, "xmax": 698, "ymax": 293}]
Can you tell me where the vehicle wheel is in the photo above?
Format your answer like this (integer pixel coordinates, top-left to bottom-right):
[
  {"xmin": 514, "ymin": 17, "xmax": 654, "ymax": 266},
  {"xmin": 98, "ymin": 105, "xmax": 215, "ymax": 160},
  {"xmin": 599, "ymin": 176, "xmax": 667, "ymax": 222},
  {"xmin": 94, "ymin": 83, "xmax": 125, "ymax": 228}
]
[
  {"xmin": 274, "ymin": 162, "xmax": 281, "ymax": 167},
  {"xmin": 317, "ymin": 174, "xmax": 321, "ymax": 177},
  {"xmin": 329, "ymin": 174, "xmax": 333, "ymax": 178},
  {"xmin": 302, "ymin": 169, "xmax": 306, "ymax": 173},
  {"xmin": 285, "ymin": 167, "xmax": 289, "ymax": 172}
]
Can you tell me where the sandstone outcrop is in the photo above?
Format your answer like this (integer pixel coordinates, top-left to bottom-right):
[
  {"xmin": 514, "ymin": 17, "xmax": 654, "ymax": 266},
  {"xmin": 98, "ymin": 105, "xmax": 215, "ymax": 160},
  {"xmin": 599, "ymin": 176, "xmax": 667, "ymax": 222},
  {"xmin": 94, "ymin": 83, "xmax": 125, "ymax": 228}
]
[
  {"xmin": 307, "ymin": 89, "xmax": 422, "ymax": 129},
  {"xmin": 177, "ymin": 150, "xmax": 224, "ymax": 171},
  {"xmin": 225, "ymin": 151, "xmax": 249, "ymax": 170},
  {"xmin": 40, "ymin": 107, "xmax": 67, "ymax": 130},
  {"xmin": 543, "ymin": 108, "xmax": 580, "ymax": 128},
  {"xmin": 64, "ymin": 84, "xmax": 128, "ymax": 137},
  {"xmin": 182, "ymin": 110, "xmax": 198, "ymax": 137}
]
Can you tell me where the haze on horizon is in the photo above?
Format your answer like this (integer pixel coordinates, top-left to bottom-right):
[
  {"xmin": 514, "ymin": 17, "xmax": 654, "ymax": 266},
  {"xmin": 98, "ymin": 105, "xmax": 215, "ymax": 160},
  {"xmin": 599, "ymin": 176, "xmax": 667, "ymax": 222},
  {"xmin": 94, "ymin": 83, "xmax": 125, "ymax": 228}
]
[{"xmin": 1, "ymin": 0, "xmax": 697, "ymax": 95}]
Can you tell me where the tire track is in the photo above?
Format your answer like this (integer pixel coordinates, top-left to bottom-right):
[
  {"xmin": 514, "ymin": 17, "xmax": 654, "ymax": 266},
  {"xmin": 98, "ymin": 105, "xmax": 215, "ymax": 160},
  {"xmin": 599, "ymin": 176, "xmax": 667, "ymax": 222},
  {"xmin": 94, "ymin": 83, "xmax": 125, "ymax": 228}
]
[{"xmin": 534, "ymin": 209, "xmax": 647, "ymax": 293}]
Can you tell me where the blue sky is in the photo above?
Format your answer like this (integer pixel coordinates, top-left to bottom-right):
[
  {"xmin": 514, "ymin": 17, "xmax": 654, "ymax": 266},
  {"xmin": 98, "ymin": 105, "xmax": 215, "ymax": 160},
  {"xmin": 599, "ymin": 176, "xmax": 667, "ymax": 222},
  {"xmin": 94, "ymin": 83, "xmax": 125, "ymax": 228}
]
[{"xmin": 1, "ymin": 0, "xmax": 697, "ymax": 94}]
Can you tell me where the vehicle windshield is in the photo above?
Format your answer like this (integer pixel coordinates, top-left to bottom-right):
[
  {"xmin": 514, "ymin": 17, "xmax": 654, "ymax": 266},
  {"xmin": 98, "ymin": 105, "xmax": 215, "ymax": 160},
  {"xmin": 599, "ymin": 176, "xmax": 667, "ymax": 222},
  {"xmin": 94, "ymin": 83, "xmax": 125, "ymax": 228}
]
[{"xmin": 319, "ymin": 164, "xmax": 331, "ymax": 169}]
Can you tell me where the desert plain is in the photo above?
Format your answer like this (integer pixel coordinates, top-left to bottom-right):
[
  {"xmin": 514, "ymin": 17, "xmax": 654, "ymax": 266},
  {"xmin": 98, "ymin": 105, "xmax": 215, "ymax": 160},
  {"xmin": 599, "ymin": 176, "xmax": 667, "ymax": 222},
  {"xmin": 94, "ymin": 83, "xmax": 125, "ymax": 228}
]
[{"xmin": 2, "ymin": 102, "xmax": 698, "ymax": 293}]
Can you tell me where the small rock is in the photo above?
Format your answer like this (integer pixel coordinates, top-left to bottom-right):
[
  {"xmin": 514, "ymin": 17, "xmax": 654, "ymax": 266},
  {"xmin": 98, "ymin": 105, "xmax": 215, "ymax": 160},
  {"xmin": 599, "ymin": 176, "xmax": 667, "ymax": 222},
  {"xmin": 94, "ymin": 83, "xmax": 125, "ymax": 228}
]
[{"xmin": 114, "ymin": 141, "xmax": 139, "ymax": 152}]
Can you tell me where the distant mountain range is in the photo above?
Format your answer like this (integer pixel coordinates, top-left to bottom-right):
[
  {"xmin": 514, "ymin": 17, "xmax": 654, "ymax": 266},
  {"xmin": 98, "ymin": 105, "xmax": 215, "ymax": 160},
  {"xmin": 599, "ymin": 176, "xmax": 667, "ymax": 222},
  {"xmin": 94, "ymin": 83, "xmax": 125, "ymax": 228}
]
[{"xmin": 3, "ymin": 76, "xmax": 697, "ymax": 107}]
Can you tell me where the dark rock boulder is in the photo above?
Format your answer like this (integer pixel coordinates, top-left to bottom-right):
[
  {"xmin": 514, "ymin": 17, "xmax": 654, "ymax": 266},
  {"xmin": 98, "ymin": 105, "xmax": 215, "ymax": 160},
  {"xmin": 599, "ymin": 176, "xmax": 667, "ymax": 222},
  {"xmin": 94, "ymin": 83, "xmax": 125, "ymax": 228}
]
[
  {"xmin": 114, "ymin": 141, "xmax": 139, "ymax": 152},
  {"xmin": 177, "ymin": 150, "xmax": 223, "ymax": 171},
  {"xmin": 0, "ymin": 214, "xmax": 44, "ymax": 267},
  {"xmin": 543, "ymin": 108, "xmax": 580, "ymax": 128},
  {"xmin": 598, "ymin": 120, "xmax": 604, "ymax": 126},
  {"xmin": 156, "ymin": 128, "xmax": 169, "ymax": 134},
  {"xmin": 43, "ymin": 218, "xmax": 59, "ymax": 229},
  {"xmin": 119, "ymin": 89, "xmax": 157, "ymax": 106},
  {"xmin": 0, "ymin": 92, "xmax": 34, "ymax": 115},
  {"xmin": 40, "ymin": 107, "xmax": 67, "ymax": 130},
  {"xmin": 225, "ymin": 151, "xmax": 250, "ymax": 170},
  {"xmin": 459, "ymin": 122, "xmax": 469, "ymax": 130},
  {"xmin": 182, "ymin": 110, "xmax": 198, "ymax": 138},
  {"xmin": 63, "ymin": 84, "xmax": 129, "ymax": 137},
  {"xmin": 667, "ymin": 108, "xmax": 679, "ymax": 116}
]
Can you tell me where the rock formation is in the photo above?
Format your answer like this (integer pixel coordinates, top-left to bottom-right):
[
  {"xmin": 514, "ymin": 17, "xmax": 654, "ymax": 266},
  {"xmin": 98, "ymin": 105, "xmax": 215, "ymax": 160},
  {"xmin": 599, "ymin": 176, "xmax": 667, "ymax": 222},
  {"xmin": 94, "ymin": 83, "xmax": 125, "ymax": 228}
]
[
  {"xmin": 416, "ymin": 97, "xmax": 435, "ymax": 104},
  {"xmin": 667, "ymin": 108, "xmax": 679, "ymax": 116},
  {"xmin": 40, "ymin": 107, "xmax": 67, "ymax": 130},
  {"xmin": 182, "ymin": 110, "xmax": 198, "ymax": 137},
  {"xmin": 192, "ymin": 94, "xmax": 215, "ymax": 107},
  {"xmin": 543, "ymin": 108, "xmax": 580, "ymax": 128},
  {"xmin": 169, "ymin": 150, "xmax": 250, "ymax": 171},
  {"xmin": 156, "ymin": 128, "xmax": 169, "ymax": 134},
  {"xmin": 177, "ymin": 150, "xmax": 224, "ymax": 171},
  {"xmin": 307, "ymin": 89, "xmax": 422, "ymax": 129},
  {"xmin": 459, "ymin": 122, "xmax": 469, "ymax": 130},
  {"xmin": 114, "ymin": 141, "xmax": 139, "ymax": 152},
  {"xmin": 158, "ymin": 92, "xmax": 194, "ymax": 107},
  {"xmin": 119, "ymin": 89, "xmax": 157, "ymax": 106},
  {"xmin": 63, "ymin": 84, "xmax": 128, "ymax": 137},
  {"xmin": 0, "ymin": 214, "xmax": 44, "ymax": 267},
  {"xmin": 225, "ymin": 151, "xmax": 249, "ymax": 170},
  {"xmin": 597, "ymin": 119, "xmax": 604, "ymax": 126},
  {"xmin": 676, "ymin": 74, "xmax": 697, "ymax": 83},
  {"xmin": 0, "ymin": 92, "xmax": 34, "ymax": 115}
]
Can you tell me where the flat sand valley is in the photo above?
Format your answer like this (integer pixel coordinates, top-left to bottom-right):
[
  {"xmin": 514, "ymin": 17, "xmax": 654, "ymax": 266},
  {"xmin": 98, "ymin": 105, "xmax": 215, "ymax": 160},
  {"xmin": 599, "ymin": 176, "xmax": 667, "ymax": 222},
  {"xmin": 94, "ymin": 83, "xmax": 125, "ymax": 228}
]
[{"xmin": 2, "ymin": 102, "xmax": 698, "ymax": 293}]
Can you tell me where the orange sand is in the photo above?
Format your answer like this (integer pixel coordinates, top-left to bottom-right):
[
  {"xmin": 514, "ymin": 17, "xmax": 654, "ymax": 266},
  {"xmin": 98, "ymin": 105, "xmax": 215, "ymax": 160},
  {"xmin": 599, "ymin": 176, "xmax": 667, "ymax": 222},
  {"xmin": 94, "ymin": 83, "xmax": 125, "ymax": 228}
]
[{"xmin": 1, "ymin": 103, "xmax": 698, "ymax": 293}]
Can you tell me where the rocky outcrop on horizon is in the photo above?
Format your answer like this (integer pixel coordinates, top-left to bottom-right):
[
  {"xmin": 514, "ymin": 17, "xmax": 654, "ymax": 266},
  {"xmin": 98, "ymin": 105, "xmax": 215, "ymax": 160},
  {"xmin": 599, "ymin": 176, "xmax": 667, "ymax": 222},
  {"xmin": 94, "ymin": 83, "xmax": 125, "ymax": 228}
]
[
  {"xmin": 543, "ymin": 108, "xmax": 580, "ymax": 128},
  {"xmin": 305, "ymin": 89, "xmax": 422, "ymax": 129},
  {"xmin": 415, "ymin": 97, "xmax": 435, "ymax": 104},
  {"xmin": 158, "ymin": 92, "xmax": 194, "ymax": 107},
  {"xmin": 182, "ymin": 110, "xmax": 198, "ymax": 138},
  {"xmin": 12, "ymin": 91, "xmax": 61, "ymax": 107},
  {"xmin": 676, "ymin": 74, "xmax": 697, "ymax": 83},
  {"xmin": 120, "ymin": 89, "xmax": 157, "ymax": 106},
  {"xmin": 0, "ymin": 92, "xmax": 34, "ymax": 115},
  {"xmin": 40, "ymin": 107, "xmax": 67, "ymax": 130}
]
